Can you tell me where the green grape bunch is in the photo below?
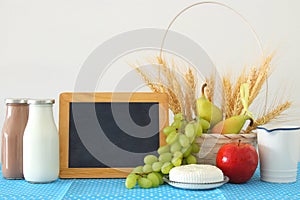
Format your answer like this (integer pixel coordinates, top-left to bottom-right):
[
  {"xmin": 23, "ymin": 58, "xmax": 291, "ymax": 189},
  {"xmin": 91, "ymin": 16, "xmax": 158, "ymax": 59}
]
[{"xmin": 125, "ymin": 113, "xmax": 210, "ymax": 189}]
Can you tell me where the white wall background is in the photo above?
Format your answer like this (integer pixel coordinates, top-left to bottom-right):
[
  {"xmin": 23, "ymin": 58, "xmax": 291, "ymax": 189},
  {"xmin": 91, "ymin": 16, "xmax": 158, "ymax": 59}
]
[{"xmin": 1, "ymin": 0, "xmax": 300, "ymax": 156}]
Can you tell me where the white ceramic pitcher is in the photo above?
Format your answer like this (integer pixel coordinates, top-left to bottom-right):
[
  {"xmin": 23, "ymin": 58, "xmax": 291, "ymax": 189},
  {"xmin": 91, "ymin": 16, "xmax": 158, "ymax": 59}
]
[{"xmin": 257, "ymin": 125, "xmax": 300, "ymax": 183}]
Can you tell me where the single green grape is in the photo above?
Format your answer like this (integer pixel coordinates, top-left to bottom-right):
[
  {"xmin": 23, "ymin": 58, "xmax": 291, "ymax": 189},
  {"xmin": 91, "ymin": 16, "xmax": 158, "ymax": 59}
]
[
  {"xmin": 159, "ymin": 152, "xmax": 172, "ymax": 162},
  {"xmin": 199, "ymin": 118, "xmax": 210, "ymax": 130},
  {"xmin": 182, "ymin": 145, "xmax": 192, "ymax": 158},
  {"xmin": 152, "ymin": 161, "xmax": 163, "ymax": 172},
  {"xmin": 174, "ymin": 113, "xmax": 184, "ymax": 121},
  {"xmin": 166, "ymin": 131, "xmax": 179, "ymax": 144},
  {"xmin": 161, "ymin": 162, "xmax": 174, "ymax": 174},
  {"xmin": 143, "ymin": 164, "xmax": 153, "ymax": 173},
  {"xmin": 191, "ymin": 142, "xmax": 200, "ymax": 153},
  {"xmin": 163, "ymin": 126, "xmax": 176, "ymax": 136},
  {"xmin": 194, "ymin": 122, "xmax": 203, "ymax": 137},
  {"xmin": 171, "ymin": 156, "xmax": 182, "ymax": 167},
  {"xmin": 132, "ymin": 166, "xmax": 143, "ymax": 174},
  {"xmin": 180, "ymin": 120, "xmax": 188, "ymax": 131},
  {"xmin": 138, "ymin": 177, "xmax": 152, "ymax": 188},
  {"xmin": 171, "ymin": 120, "xmax": 181, "ymax": 129},
  {"xmin": 173, "ymin": 151, "xmax": 183, "ymax": 159},
  {"xmin": 186, "ymin": 154, "xmax": 197, "ymax": 164},
  {"xmin": 147, "ymin": 172, "xmax": 160, "ymax": 187},
  {"xmin": 170, "ymin": 141, "xmax": 181, "ymax": 153},
  {"xmin": 144, "ymin": 155, "xmax": 158, "ymax": 165},
  {"xmin": 157, "ymin": 145, "xmax": 170, "ymax": 155},
  {"xmin": 125, "ymin": 173, "xmax": 139, "ymax": 189},
  {"xmin": 185, "ymin": 123, "xmax": 195, "ymax": 138},
  {"xmin": 188, "ymin": 135, "xmax": 195, "ymax": 143},
  {"xmin": 153, "ymin": 172, "xmax": 164, "ymax": 185},
  {"xmin": 178, "ymin": 134, "xmax": 190, "ymax": 148}
]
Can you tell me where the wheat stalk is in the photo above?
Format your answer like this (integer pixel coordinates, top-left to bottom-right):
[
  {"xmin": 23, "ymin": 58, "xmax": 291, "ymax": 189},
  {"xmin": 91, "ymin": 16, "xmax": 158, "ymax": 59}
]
[
  {"xmin": 131, "ymin": 64, "xmax": 160, "ymax": 93},
  {"xmin": 248, "ymin": 56, "xmax": 272, "ymax": 106},
  {"xmin": 246, "ymin": 66, "xmax": 258, "ymax": 93},
  {"xmin": 185, "ymin": 68, "xmax": 197, "ymax": 117},
  {"xmin": 205, "ymin": 74, "xmax": 215, "ymax": 102},
  {"xmin": 221, "ymin": 77, "xmax": 233, "ymax": 118},
  {"xmin": 158, "ymin": 57, "xmax": 185, "ymax": 115},
  {"xmin": 169, "ymin": 58, "xmax": 185, "ymax": 114},
  {"xmin": 185, "ymin": 68, "xmax": 196, "ymax": 90},
  {"xmin": 160, "ymin": 84, "xmax": 182, "ymax": 114},
  {"xmin": 246, "ymin": 101, "xmax": 291, "ymax": 132},
  {"xmin": 231, "ymin": 68, "xmax": 247, "ymax": 116}
]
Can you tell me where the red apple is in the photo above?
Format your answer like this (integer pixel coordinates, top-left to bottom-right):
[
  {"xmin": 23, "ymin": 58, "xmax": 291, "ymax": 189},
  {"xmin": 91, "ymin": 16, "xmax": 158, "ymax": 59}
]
[{"xmin": 216, "ymin": 141, "xmax": 258, "ymax": 184}]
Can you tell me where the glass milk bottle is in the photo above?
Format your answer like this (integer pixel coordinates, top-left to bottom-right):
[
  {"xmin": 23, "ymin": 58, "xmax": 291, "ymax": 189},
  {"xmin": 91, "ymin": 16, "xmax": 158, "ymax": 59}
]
[
  {"xmin": 23, "ymin": 99, "xmax": 59, "ymax": 183},
  {"xmin": 1, "ymin": 99, "xmax": 28, "ymax": 179}
]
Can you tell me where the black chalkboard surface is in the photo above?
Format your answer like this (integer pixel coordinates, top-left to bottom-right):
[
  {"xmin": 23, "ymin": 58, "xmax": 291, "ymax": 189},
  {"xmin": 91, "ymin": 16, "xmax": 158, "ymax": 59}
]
[{"xmin": 59, "ymin": 93, "xmax": 168, "ymax": 178}]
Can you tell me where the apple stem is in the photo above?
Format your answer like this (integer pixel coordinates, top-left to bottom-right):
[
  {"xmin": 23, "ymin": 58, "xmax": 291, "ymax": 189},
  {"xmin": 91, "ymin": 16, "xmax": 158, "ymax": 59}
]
[{"xmin": 238, "ymin": 140, "xmax": 241, "ymax": 146}]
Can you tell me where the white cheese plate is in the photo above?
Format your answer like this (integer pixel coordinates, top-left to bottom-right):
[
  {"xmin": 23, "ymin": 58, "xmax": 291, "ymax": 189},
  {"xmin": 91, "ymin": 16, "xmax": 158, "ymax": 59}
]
[{"xmin": 163, "ymin": 176, "xmax": 229, "ymax": 190}]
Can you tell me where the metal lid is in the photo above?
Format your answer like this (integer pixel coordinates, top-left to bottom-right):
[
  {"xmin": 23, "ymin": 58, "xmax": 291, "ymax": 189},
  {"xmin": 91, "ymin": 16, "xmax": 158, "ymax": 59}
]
[
  {"xmin": 5, "ymin": 98, "xmax": 28, "ymax": 104},
  {"xmin": 27, "ymin": 99, "xmax": 55, "ymax": 105}
]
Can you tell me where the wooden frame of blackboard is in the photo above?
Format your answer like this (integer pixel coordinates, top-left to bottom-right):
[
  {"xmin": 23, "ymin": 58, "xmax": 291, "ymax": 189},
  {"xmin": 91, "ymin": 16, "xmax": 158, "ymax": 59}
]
[{"xmin": 59, "ymin": 92, "xmax": 169, "ymax": 178}]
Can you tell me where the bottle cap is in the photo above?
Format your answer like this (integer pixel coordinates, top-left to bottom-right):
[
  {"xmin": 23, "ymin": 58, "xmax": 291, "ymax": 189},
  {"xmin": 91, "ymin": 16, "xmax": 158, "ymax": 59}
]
[
  {"xmin": 27, "ymin": 99, "xmax": 55, "ymax": 105},
  {"xmin": 5, "ymin": 98, "xmax": 28, "ymax": 104}
]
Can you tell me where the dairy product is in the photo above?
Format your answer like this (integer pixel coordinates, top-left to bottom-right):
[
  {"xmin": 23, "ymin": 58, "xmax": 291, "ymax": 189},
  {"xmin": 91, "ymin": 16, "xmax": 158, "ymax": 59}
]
[
  {"xmin": 1, "ymin": 99, "xmax": 28, "ymax": 179},
  {"xmin": 23, "ymin": 99, "xmax": 59, "ymax": 183},
  {"xmin": 169, "ymin": 164, "xmax": 224, "ymax": 183}
]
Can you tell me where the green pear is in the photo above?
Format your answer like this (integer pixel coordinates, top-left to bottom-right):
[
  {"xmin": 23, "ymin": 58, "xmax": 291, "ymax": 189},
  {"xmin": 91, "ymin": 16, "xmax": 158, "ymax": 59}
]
[
  {"xmin": 196, "ymin": 83, "xmax": 223, "ymax": 127},
  {"xmin": 210, "ymin": 115, "xmax": 253, "ymax": 134}
]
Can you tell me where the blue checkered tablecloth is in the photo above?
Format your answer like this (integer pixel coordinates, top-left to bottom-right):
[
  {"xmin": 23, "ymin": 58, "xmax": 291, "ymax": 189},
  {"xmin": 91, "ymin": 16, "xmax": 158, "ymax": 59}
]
[{"xmin": 0, "ymin": 164, "xmax": 299, "ymax": 200}]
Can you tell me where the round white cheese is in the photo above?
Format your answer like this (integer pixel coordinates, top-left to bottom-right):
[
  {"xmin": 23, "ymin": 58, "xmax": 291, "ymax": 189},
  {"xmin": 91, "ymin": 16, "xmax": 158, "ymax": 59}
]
[{"xmin": 169, "ymin": 164, "xmax": 224, "ymax": 183}]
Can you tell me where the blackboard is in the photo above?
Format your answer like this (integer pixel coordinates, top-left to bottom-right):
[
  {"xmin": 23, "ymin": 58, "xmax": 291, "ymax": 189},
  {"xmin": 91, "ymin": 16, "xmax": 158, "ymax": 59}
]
[{"xmin": 59, "ymin": 93, "xmax": 168, "ymax": 178}]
